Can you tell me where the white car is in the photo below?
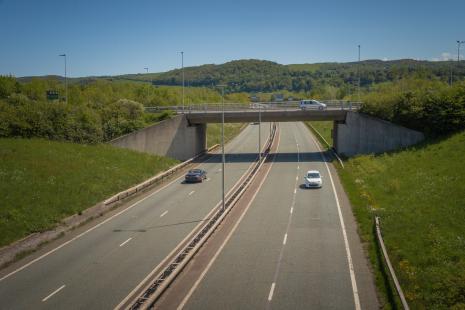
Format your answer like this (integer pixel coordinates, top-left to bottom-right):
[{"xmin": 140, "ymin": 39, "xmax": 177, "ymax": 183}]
[
  {"xmin": 300, "ymin": 99, "xmax": 327, "ymax": 110},
  {"xmin": 304, "ymin": 170, "xmax": 322, "ymax": 188}
]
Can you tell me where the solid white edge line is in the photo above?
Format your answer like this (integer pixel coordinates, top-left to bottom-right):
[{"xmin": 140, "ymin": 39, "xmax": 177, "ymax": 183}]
[
  {"xmin": 160, "ymin": 210, "xmax": 168, "ymax": 218},
  {"xmin": 283, "ymin": 234, "xmax": 288, "ymax": 245},
  {"xmin": 119, "ymin": 238, "xmax": 133, "ymax": 247},
  {"xmin": 0, "ymin": 126, "xmax": 256, "ymax": 283},
  {"xmin": 268, "ymin": 283, "xmax": 276, "ymax": 301},
  {"xmin": 42, "ymin": 284, "xmax": 66, "ymax": 302},
  {"xmin": 306, "ymin": 123, "xmax": 361, "ymax": 310},
  {"xmin": 176, "ymin": 125, "xmax": 280, "ymax": 310}
]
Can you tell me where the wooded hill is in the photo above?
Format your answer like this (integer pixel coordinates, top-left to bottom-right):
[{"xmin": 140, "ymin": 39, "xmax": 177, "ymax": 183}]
[{"xmin": 119, "ymin": 59, "xmax": 465, "ymax": 93}]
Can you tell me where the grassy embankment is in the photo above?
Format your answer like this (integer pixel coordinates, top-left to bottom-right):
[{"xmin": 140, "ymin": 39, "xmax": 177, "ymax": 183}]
[
  {"xmin": 305, "ymin": 121, "xmax": 333, "ymax": 148},
  {"xmin": 307, "ymin": 121, "xmax": 465, "ymax": 309},
  {"xmin": 0, "ymin": 138, "xmax": 178, "ymax": 248},
  {"xmin": 206, "ymin": 123, "xmax": 246, "ymax": 148}
]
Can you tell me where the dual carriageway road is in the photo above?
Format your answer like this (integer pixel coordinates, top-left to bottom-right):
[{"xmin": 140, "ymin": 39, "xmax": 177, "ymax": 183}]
[{"xmin": 0, "ymin": 122, "xmax": 378, "ymax": 309}]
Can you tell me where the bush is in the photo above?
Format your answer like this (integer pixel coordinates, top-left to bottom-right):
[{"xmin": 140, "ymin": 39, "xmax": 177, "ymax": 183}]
[{"xmin": 360, "ymin": 79, "xmax": 465, "ymax": 135}]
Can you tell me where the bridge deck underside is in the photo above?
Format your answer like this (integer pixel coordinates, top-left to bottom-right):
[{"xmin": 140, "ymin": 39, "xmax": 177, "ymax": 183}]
[{"xmin": 186, "ymin": 110, "xmax": 347, "ymax": 124}]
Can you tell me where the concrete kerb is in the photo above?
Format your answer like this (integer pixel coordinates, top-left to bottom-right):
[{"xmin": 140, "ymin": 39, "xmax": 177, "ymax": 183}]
[{"xmin": 0, "ymin": 144, "xmax": 219, "ymax": 270}]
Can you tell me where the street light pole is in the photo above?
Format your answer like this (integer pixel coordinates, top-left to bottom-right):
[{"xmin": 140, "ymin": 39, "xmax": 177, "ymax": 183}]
[
  {"xmin": 59, "ymin": 54, "xmax": 67, "ymax": 104},
  {"xmin": 181, "ymin": 51, "xmax": 185, "ymax": 113},
  {"xmin": 457, "ymin": 40, "xmax": 465, "ymax": 63},
  {"xmin": 258, "ymin": 103, "xmax": 261, "ymax": 160},
  {"xmin": 144, "ymin": 67, "xmax": 149, "ymax": 104},
  {"xmin": 357, "ymin": 45, "xmax": 361, "ymax": 103},
  {"xmin": 218, "ymin": 85, "xmax": 226, "ymax": 212}
]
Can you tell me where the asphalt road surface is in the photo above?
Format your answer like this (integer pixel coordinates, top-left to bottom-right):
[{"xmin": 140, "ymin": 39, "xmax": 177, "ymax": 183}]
[
  {"xmin": 0, "ymin": 123, "xmax": 270, "ymax": 310},
  {"xmin": 170, "ymin": 122, "xmax": 378, "ymax": 310}
]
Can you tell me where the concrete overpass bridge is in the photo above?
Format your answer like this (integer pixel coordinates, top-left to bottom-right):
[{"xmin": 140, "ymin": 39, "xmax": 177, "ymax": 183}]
[
  {"xmin": 111, "ymin": 104, "xmax": 424, "ymax": 160},
  {"xmin": 185, "ymin": 109, "xmax": 347, "ymax": 123}
]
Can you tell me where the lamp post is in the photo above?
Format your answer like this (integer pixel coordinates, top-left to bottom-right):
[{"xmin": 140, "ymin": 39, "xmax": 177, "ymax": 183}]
[
  {"xmin": 217, "ymin": 85, "xmax": 226, "ymax": 212},
  {"xmin": 357, "ymin": 45, "xmax": 361, "ymax": 103},
  {"xmin": 457, "ymin": 40, "xmax": 465, "ymax": 63},
  {"xmin": 180, "ymin": 51, "xmax": 185, "ymax": 113},
  {"xmin": 144, "ymin": 67, "xmax": 149, "ymax": 103},
  {"xmin": 258, "ymin": 103, "xmax": 261, "ymax": 160},
  {"xmin": 59, "ymin": 54, "xmax": 67, "ymax": 104}
]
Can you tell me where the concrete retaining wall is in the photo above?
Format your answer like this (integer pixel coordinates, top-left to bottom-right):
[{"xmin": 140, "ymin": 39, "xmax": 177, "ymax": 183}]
[
  {"xmin": 334, "ymin": 112, "xmax": 425, "ymax": 157},
  {"xmin": 110, "ymin": 115, "xmax": 207, "ymax": 161}
]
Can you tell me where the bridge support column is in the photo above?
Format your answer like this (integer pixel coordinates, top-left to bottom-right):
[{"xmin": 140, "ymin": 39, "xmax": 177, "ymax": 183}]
[
  {"xmin": 110, "ymin": 115, "xmax": 207, "ymax": 161},
  {"xmin": 334, "ymin": 111, "xmax": 424, "ymax": 157}
]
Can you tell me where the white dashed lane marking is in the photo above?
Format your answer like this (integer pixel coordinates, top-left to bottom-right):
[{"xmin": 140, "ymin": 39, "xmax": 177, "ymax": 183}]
[
  {"xmin": 160, "ymin": 210, "xmax": 168, "ymax": 218},
  {"xmin": 119, "ymin": 238, "xmax": 132, "ymax": 247},
  {"xmin": 42, "ymin": 285, "xmax": 66, "ymax": 302},
  {"xmin": 268, "ymin": 283, "xmax": 276, "ymax": 301}
]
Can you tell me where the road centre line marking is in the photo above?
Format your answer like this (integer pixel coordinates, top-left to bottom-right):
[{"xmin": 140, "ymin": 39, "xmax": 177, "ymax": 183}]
[
  {"xmin": 42, "ymin": 285, "xmax": 65, "ymax": 302},
  {"xmin": 266, "ymin": 126, "xmax": 299, "ymax": 309},
  {"xmin": 0, "ymin": 126, "xmax": 254, "ymax": 283},
  {"xmin": 296, "ymin": 176, "xmax": 298, "ymax": 181},
  {"xmin": 119, "ymin": 238, "xmax": 132, "ymax": 247},
  {"xmin": 188, "ymin": 191, "xmax": 195, "ymax": 196},
  {"xmin": 307, "ymin": 123, "xmax": 361, "ymax": 310},
  {"xmin": 294, "ymin": 188, "xmax": 296, "ymax": 194},
  {"xmin": 268, "ymin": 283, "xmax": 276, "ymax": 301},
  {"xmin": 176, "ymin": 126, "xmax": 281, "ymax": 310},
  {"xmin": 290, "ymin": 207, "xmax": 293, "ymax": 214},
  {"xmin": 160, "ymin": 210, "xmax": 168, "ymax": 218}
]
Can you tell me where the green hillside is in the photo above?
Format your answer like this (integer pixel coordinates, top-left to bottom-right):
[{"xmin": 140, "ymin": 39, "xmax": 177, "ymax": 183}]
[
  {"xmin": 0, "ymin": 138, "xmax": 178, "ymax": 247},
  {"xmin": 142, "ymin": 59, "xmax": 464, "ymax": 94}
]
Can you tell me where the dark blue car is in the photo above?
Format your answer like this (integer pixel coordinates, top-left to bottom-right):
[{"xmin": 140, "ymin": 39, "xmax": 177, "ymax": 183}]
[{"xmin": 184, "ymin": 169, "xmax": 207, "ymax": 183}]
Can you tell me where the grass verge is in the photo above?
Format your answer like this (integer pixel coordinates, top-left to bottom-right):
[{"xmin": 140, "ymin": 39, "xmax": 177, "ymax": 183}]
[
  {"xmin": 305, "ymin": 121, "xmax": 333, "ymax": 148},
  {"xmin": 206, "ymin": 123, "xmax": 247, "ymax": 148},
  {"xmin": 308, "ymin": 122, "xmax": 465, "ymax": 309},
  {"xmin": 0, "ymin": 138, "xmax": 178, "ymax": 247}
]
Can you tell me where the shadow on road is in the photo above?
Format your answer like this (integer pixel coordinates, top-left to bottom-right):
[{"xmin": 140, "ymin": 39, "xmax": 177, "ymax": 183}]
[{"xmin": 195, "ymin": 151, "xmax": 333, "ymax": 163}]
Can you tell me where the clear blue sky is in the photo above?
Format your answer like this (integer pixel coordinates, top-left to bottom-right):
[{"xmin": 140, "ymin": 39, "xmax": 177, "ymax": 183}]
[{"xmin": 1, "ymin": 0, "xmax": 464, "ymax": 77}]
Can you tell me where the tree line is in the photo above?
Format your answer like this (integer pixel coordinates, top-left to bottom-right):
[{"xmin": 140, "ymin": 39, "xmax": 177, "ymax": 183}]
[{"xmin": 0, "ymin": 76, "xmax": 248, "ymax": 144}]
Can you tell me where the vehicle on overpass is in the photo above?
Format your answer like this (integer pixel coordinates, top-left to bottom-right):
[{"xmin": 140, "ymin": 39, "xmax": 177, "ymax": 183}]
[
  {"xmin": 184, "ymin": 169, "xmax": 207, "ymax": 183},
  {"xmin": 304, "ymin": 170, "xmax": 323, "ymax": 188},
  {"xmin": 300, "ymin": 99, "xmax": 327, "ymax": 110}
]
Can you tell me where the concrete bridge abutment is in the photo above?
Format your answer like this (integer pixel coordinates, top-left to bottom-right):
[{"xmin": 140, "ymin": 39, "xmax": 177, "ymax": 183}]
[
  {"xmin": 109, "ymin": 115, "xmax": 207, "ymax": 161},
  {"xmin": 333, "ymin": 111, "xmax": 425, "ymax": 157}
]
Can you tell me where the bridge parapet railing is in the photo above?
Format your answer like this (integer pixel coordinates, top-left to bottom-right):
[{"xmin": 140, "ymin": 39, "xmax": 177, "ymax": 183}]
[{"xmin": 145, "ymin": 100, "xmax": 361, "ymax": 113}]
